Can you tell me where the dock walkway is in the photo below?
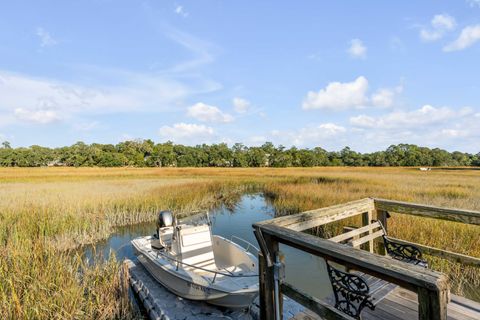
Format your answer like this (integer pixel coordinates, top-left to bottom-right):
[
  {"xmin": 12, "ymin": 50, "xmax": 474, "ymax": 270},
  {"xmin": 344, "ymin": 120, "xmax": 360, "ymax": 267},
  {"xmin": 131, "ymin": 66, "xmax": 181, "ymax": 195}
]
[
  {"xmin": 292, "ymin": 287, "xmax": 480, "ymax": 320},
  {"xmin": 253, "ymin": 198, "xmax": 480, "ymax": 320},
  {"xmin": 125, "ymin": 259, "xmax": 305, "ymax": 320}
]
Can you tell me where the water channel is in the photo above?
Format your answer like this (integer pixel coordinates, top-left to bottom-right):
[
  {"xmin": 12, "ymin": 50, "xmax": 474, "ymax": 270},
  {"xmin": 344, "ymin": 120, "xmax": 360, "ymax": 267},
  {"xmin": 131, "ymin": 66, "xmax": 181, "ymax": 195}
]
[{"xmin": 82, "ymin": 193, "xmax": 332, "ymax": 300}]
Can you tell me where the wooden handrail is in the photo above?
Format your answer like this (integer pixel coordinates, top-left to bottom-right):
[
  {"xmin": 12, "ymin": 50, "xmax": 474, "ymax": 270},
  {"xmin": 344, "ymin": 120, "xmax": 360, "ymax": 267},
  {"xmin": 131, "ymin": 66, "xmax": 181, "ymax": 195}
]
[
  {"xmin": 254, "ymin": 198, "xmax": 480, "ymax": 320},
  {"xmin": 258, "ymin": 198, "xmax": 374, "ymax": 231},
  {"xmin": 373, "ymin": 198, "xmax": 480, "ymax": 225},
  {"xmin": 254, "ymin": 222, "xmax": 449, "ymax": 320},
  {"xmin": 388, "ymin": 237, "xmax": 480, "ymax": 267},
  {"xmin": 256, "ymin": 223, "xmax": 448, "ymax": 292}
]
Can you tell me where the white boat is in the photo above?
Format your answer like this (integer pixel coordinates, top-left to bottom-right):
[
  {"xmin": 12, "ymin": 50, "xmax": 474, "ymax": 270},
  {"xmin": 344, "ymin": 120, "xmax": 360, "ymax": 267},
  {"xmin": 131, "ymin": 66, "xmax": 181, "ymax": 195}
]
[{"xmin": 131, "ymin": 211, "xmax": 259, "ymax": 309}]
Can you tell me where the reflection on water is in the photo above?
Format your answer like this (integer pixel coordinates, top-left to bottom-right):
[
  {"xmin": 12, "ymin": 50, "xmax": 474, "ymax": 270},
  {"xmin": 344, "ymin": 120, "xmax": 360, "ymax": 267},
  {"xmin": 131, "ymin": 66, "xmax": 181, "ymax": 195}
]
[{"xmin": 81, "ymin": 194, "xmax": 331, "ymax": 299}]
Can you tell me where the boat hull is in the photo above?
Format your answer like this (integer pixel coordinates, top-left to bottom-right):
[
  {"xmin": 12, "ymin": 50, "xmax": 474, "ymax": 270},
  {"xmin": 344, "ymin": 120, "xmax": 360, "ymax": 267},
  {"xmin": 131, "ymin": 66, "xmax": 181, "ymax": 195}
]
[{"xmin": 132, "ymin": 237, "xmax": 258, "ymax": 308}]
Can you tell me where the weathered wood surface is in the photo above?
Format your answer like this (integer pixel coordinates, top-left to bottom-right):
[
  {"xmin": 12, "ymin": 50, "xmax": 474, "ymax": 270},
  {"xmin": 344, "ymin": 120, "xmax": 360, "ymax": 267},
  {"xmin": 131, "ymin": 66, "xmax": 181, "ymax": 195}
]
[
  {"xmin": 362, "ymin": 211, "xmax": 374, "ymax": 252},
  {"xmin": 376, "ymin": 209, "xmax": 388, "ymax": 255},
  {"xmin": 281, "ymin": 282, "xmax": 351, "ymax": 320},
  {"xmin": 342, "ymin": 226, "xmax": 360, "ymax": 251},
  {"xmin": 254, "ymin": 223, "xmax": 450, "ymax": 320},
  {"xmin": 258, "ymin": 253, "xmax": 268, "ymax": 320},
  {"xmin": 350, "ymin": 230, "xmax": 384, "ymax": 248},
  {"xmin": 255, "ymin": 223, "xmax": 449, "ymax": 293},
  {"xmin": 323, "ymin": 271, "xmax": 398, "ymax": 308},
  {"xmin": 288, "ymin": 287, "xmax": 480, "ymax": 320},
  {"xmin": 418, "ymin": 286, "xmax": 448, "ymax": 320},
  {"xmin": 255, "ymin": 198, "xmax": 480, "ymax": 319},
  {"xmin": 329, "ymin": 221, "xmax": 381, "ymax": 243},
  {"xmin": 360, "ymin": 286, "xmax": 480, "ymax": 320},
  {"xmin": 258, "ymin": 198, "xmax": 374, "ymax": 231},
  {"xmin": 373, "ymin": 198, "xmax": 480, "ymax": 226},
  {"xmin": 261, "ymin": 233, "xmax": 280, "ymax": 320},
  {"xmin": 388, "ymin": 237, "xmax": 480, "ymax": 267}
]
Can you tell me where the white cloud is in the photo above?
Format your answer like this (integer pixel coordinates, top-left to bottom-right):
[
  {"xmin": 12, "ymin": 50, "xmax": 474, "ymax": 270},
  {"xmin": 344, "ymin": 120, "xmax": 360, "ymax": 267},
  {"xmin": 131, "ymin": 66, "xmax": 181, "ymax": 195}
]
[
  {"xmin": 174, "ymin": 5, "xmax": 189, "ymax": 17},
  {"xmin": 187, "ymin": 102, "xmax": 234, "ymax": 123},
  {"xmin": 371, "ymin": 85, "xmax": 403, "ymax": 108},
  {"xmin": 371, "ymin": 89, "xmax": 395, "ymax": 108},
  {"xmin": 443, "ymin": 25, "xmax": 480, "ymax": 51},
  {"xmin": 419, "ymin": 14, "xmax": 456, "ymax": 42},
  {"xmin": 347, "ymin": 39, "xmax": 367, "ymax": 59},
  {"xmin": 317, "ymin": 123, "xmax": 347, "ymax": 135},
  {"xmin": 233, "ymin": 97, "xmax": 251, "ymax": 113},
  {"xmin": 159, "ymin": 122, "xmax": 214, "ymax": 143},
  {"xmin": 302, "ymin": 76, "xmax": 369, "ymax": 110},
  {"xmin": 14, "ymin": 108, "xmax": 61, "ymax": 124},
  {"xmin": 270, "ymin": 123, "xmax": 346, "ymax": 147},
  {"xmin": 350, "ymin": 105, "xmax": 471, "ymax": 129},
  {"xmin": 0, "ymin": 70, "xmax": 219, "ymax": 126},
  {"xmin": 431, "ymin": 14, "xmax": 456, "ymax": 30},
  {"xmin": 248, "ymin": 135, "xmax": 268, "ymax": 146},
  {"xmin": 303, "ymin": 77, "xmax": 404, "ymax": 110},
  {"xmin": 467, "ymin": 0, "xmax": 480, "ymax": 8},
  {"xmin": 440, "ymin": 129, "xmax": 469, "ymax": 138},
  {"xmin": 348, "ymin": 106, "xmax": 479, "ymax": 152},
  {"xmin": 349, "ymin": 115, "xmax": 376, "ymax": 127},
  {"xmin": 36, "ymin": 27, "xmax": 57, "ymax": 47},
  {"xmin": 165, "ymin": 28, "xmax": 216, "ymax": 72}
]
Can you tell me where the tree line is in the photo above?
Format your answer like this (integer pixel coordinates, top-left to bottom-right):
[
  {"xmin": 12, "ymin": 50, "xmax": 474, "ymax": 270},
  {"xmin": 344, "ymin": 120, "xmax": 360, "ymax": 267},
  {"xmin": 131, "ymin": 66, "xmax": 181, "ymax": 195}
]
[{"xmin": 0, "ymin": 140, "xmax": 479, "ymax": 168}]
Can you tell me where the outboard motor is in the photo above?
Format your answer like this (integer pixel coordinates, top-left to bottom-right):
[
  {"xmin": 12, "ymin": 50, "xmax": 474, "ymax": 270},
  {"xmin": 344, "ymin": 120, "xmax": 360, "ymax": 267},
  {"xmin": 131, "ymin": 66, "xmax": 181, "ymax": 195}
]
[
  {"xmin": 157, "ymin": 210, "xmax": 173, "ymax": 230},
  {"xmin": 153, "ymin": 210, "xmax": 174, "ymax": 250}
]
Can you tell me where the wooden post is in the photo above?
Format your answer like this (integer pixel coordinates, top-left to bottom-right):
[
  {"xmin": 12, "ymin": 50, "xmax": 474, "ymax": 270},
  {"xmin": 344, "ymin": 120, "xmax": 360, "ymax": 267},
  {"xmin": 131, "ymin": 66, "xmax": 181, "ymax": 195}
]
[
  {"xmin": 376, "ymin": 209, "xmax": 388, "ymax": 255},
  {"xmin": 342, "ymin": 226, "xmax": 360, "ymax": 273},
  {"xmin": 259, "ymin": 234, "xmax": 282, "ymax": 320},
  {"xmin": 258, "ymin": 252, "xmax": 267, "ymax": 320},
  {"xmin": 361, "ymin": 211, "xmax": 374, "ymax": 252},
  {"xmin": 418, "ymin": 286, "xmax": 448, "ymax": 320}
]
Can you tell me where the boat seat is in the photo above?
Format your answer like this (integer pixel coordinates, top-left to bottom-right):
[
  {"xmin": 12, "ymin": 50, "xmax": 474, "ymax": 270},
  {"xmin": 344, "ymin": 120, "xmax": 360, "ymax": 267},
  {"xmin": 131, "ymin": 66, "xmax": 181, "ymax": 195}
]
[{"xmin": 177, "ymin": 225, "xmax": 217, "ymax": 273}]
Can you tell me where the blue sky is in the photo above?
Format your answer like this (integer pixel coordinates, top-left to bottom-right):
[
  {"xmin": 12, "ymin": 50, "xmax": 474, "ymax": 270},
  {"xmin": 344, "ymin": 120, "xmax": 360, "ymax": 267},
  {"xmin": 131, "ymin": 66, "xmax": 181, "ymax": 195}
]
[{"xmin": 1, "ymin": 1, "xmax": 480, "ymax": 152}]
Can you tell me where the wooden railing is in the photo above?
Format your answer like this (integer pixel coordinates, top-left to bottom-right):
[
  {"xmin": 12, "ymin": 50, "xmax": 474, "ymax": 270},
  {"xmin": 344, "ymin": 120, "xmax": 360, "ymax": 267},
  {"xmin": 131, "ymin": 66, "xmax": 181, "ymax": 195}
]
[{"xmin": 253, "ymin": 198, "xmax": 480, "ymax": 320}]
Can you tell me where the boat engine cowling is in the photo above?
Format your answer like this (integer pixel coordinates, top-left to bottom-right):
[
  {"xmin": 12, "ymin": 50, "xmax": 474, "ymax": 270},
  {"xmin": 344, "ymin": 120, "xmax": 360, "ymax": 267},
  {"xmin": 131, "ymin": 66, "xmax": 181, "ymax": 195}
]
[{"xmin": 157, "ymin": 210, "xmax": 173, "ymax": 230}]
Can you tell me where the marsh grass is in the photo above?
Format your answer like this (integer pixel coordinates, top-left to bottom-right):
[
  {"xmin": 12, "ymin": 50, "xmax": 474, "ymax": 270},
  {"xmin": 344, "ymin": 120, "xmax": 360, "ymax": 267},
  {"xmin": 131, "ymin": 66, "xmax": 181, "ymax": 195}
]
[
  {"xmin": 0, "ymin": 239, "xmax": 135, "ymax": 319},
  {"xmin": 261, "ymin": 168, "xmax": 480, "ymax": 301},
  {"xmin": 0, "ymin": 167, "xmax": 479, "ymax": 318}
]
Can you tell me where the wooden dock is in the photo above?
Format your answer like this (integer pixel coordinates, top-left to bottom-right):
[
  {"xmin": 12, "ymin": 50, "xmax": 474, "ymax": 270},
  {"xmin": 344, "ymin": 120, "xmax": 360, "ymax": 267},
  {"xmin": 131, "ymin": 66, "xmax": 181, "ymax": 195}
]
[
  {"xmin": 125, "ymin": 197, "xmax": 480, "ymax": 320},
  {"xmin": 292, "ymin": 287, "xmax": 480, "ymax": 320},
  {"xmin": 253, "ymin": 197, "xmax": 480, "ymax": 320}
]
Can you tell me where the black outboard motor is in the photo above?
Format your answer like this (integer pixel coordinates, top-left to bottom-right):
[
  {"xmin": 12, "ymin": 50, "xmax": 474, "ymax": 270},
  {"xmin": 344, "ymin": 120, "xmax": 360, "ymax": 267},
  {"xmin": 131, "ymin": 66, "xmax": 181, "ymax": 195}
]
[
  {"xmin": 153, "ymin": 211, "xmax": 174, "ymax": 249},
  {"xmin": 157, "ymin": 210, "xmax": 173, "ymax": 230}
]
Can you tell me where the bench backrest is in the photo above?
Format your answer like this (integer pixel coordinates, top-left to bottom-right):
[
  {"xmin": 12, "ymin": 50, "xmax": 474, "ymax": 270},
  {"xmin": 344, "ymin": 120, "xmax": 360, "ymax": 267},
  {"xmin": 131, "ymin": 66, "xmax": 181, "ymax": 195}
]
[{"xmin": 329, "ymin": 221, "xmax": 385, "ymax": 248}]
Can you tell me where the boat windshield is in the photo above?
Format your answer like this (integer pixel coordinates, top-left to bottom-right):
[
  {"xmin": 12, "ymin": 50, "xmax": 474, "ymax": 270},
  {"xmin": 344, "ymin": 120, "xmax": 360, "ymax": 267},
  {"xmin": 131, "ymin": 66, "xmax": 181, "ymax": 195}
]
[{"xmin": 177, "ymin": 210, "xmax": 211, "ymax": 226}]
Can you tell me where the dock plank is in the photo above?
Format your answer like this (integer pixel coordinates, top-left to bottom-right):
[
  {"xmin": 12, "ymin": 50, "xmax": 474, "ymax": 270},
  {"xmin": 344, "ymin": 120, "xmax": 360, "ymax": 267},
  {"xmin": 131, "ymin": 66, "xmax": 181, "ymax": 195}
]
[
  {"xmin": 125, "ymin": 257, "xmax": 480, "ymax": 320},
  {"xmin": 321, "ymin": 283, "xmax": 480, "ymax": 320},
  {"xmin": 361, "ymin": 287, "xmax": 480, "ymax": 320}
]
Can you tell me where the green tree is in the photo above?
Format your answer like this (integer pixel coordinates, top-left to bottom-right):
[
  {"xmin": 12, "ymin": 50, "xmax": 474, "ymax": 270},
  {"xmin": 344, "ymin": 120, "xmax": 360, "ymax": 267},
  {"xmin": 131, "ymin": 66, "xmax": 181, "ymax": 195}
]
[
  {"xmin": 232, "ymin": 143, "xmax": 248, "ymax": 167},
  {"xmin": 246, "ymin": 147, "xmax": 267, "ymax": 167}
]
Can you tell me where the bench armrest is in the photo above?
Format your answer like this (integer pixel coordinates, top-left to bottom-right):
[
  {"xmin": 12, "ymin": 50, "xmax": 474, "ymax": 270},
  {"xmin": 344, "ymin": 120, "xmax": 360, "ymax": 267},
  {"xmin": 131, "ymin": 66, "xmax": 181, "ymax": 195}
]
[{"xmin": 383, "ymin": 236, "xmax": 428, "ymax": 267}]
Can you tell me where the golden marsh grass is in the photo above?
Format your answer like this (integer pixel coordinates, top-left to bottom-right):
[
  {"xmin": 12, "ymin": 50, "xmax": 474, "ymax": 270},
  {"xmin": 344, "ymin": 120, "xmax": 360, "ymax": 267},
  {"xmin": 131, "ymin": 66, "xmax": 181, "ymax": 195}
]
[{"xmin": 0, "ymin": 167, "xmax": 479, "ymax": 318}]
